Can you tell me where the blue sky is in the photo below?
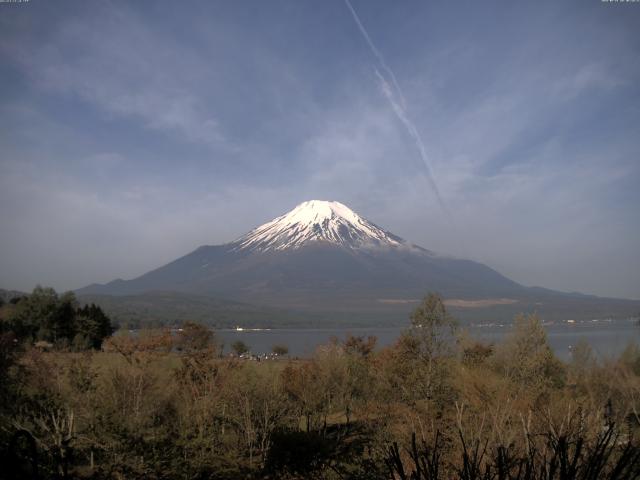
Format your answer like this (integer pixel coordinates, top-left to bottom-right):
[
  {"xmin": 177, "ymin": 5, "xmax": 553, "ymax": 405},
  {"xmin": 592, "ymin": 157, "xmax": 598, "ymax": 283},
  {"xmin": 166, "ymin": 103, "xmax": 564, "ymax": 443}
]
[{"xmin": 1, "ymin": 0, "xmax": 639, "ymax": 299}]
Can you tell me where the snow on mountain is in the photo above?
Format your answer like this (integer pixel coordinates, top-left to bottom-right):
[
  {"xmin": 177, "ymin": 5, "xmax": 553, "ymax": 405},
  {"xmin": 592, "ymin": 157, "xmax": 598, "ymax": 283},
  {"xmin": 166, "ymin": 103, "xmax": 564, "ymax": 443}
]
[
  {"xmin": 234, "ymin": 200, "xmax": 410, "ymax": 252},
  {"xmin": 75, "ymin": 199, "xmax": 640, "ymax": 323}
]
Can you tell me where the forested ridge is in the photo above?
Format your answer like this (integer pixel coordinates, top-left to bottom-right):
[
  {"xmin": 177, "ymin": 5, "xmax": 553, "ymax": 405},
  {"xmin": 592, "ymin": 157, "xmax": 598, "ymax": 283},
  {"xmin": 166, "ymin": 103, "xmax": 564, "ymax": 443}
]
[{"xmin": 2, "ymin": 289, "xmax": 640, "ymax": 479}]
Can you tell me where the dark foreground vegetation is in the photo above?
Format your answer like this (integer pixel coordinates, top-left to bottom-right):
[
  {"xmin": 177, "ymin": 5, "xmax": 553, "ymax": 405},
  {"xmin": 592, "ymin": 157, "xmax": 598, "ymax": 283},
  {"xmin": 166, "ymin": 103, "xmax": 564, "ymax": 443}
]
[{"xmin": 2, "ymin": 289, "xmax": 640, "ymax": 479}]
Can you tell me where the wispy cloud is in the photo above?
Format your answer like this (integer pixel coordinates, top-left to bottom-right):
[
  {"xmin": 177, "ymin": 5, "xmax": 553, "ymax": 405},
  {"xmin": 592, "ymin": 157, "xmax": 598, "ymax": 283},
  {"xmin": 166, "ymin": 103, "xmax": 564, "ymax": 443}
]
[
  {"xmin": 0, "ymin": 0, "xmax": 638, "ymax": 298},
  {"xmin": 3, "ymin": 5, "xmax": 229, "ymax": 149},
  {"xmin": 344, "ymin": 0, "xmax": 448, "ymax": 214}
]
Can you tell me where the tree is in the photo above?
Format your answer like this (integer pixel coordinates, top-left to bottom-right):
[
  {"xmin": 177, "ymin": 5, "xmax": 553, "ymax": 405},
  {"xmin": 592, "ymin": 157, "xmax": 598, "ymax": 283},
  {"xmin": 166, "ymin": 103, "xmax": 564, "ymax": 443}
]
[
  {"xmin": 461, "ymin": 341, "xmax": 494, "ymax": 367},
  {"xmin": 232, "ymin": 340, "xmax": 250, "ymax": 356},
  {"xmin": 103, "ymin": 328, "xmax": 172, "ymax": 366},
  {"xmin": 175, "ymin": 321, "xmax": 216, "ymax": 355},
  {"xmin": 3, "ymin": 288, "xmax": 113, "ymax": 349},
  {"xmin": 620, "ymin": 342, "xmax": 640, "ymax": 376},
  {"xmin": 226, "ymin": 364, "xmax": 291, "ymax": 469},
  {"xmin": 75, "ymin": 303, "xmax": 114, "ymax": 349},
  {"xmin": 343, "ymin": 334, "xmax": 376, "ymax": 357},
  {"xmin": 50, "ymin": 292, "xmax": 78, "ymax": 344},
  {"xmin": 5, "ymin": 286, "xmax": 66, "ymax": 342},
  {"xmin": 282, "ymin": 362, "xmax": 327, "ymax": 432},
  {"xmin": 382, "ymin": 293, "xmax": 459, "ymax": 404},
  {"xmin": 9, "ymin": 296, "xmax": 26, "ymax": 305},
  {"xmin": 409, "ymin": 292, "xmax": 458, "ymax": 359},
  {"xmin": 570, "ymin": 338, "xmax": 596, "ymax": 375},
  {"xmin": 493, "ymin": 313, "xmax": 565, "ymax": 389}
]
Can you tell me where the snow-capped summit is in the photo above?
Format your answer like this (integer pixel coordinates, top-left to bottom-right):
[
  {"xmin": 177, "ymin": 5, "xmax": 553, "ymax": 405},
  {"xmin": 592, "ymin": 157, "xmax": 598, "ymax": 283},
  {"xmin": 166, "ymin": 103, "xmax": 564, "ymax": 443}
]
[
  {"xmin": 78, "ymin": 199, "xmax": 534, "ymax": 310},
  {"xmin": 78, "ymin": 199, "xmax": 630, "ymax": 322},
  {"xmin": 234, "ymin": 200, "xmax": 406, "ymax": 252}
]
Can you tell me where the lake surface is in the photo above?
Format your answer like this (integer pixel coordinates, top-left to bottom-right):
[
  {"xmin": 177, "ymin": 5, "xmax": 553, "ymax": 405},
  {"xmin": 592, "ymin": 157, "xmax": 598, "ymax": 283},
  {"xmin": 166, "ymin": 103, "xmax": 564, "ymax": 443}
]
[{"xmin": 217, "ymin": 318, "xmax": 640, "ymax": 361}]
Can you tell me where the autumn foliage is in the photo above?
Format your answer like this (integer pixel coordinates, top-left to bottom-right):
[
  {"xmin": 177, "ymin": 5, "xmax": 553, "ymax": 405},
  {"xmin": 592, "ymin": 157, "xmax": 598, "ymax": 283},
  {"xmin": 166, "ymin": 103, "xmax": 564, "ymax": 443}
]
[{"xmin": 1, "ymin": 293, "xmax": 640, "ymax": 479}]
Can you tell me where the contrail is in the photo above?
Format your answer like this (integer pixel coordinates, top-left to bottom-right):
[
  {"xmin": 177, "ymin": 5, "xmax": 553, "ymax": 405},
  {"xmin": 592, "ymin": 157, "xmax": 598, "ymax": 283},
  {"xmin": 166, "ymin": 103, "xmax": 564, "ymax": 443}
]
[
  {"xmin": 344, "ymin": 0, "xmax": 448, "ymax": 214},
  {"xmin": 374, "ymin": 69, "xmax": 446, "ymax": 211},
  {"xmin": 343, "ymin": 0, "xmax": 407, "ymax": 111}
]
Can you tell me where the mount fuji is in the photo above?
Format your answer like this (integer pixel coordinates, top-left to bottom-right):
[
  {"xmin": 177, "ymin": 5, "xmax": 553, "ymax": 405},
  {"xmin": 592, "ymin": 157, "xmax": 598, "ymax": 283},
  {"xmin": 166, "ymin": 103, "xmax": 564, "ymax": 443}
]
[
  {"xmin": 233, "ymin": 200, "xmax": 410, "ymax": 252},
  {"xmin": 77, "ymin": 200, "xmax": 639, "ymax": 323}
]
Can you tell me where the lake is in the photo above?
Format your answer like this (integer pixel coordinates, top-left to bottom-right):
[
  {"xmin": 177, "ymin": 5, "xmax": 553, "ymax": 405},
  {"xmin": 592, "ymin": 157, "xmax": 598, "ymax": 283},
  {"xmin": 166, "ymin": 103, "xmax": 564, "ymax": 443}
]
[{"xmin": 217, "ymin": 318, "xmax": 640, "ymax": 361}]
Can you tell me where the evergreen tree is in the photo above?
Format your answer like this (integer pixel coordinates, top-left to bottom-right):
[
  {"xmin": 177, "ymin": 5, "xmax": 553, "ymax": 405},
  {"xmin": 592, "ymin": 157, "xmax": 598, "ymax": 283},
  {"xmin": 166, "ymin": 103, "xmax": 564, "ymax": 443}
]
[
  {"xmin": 3, "ymin": 287, "xmax": 113, "ymax": 349},
  {"xmin": 75, "ymin": 303, "xmax": 114, "ymax": 349}
]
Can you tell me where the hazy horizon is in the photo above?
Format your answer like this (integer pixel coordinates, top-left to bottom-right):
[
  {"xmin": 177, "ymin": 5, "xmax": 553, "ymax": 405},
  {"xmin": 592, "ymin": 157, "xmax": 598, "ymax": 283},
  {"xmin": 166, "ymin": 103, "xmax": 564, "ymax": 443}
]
[{"xmin": 1, "ymin": 0, "xmax": 639, "ymax": 299}]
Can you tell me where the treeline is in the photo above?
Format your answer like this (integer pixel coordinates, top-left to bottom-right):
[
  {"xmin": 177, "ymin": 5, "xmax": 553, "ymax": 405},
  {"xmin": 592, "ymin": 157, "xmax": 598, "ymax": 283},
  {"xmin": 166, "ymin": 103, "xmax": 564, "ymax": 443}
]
[
  {"xmin": 0, "ymin": 286, "xmax": 114, "ymax": 350},
  {"xmin": 1, "ymin": 293, "xmax": 640, "ymax": 479}
]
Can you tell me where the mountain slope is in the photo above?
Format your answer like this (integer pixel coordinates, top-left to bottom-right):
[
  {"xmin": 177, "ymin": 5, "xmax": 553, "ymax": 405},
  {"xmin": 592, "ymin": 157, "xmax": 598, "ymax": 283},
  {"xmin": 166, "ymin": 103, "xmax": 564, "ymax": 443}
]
[
  {"xmin": 77, "ymin": 291, "xmax": 303, "ymax": 328},
  {"xmin": 77, "ymin": 200, "xmax": 529, "ymax": 308}
]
